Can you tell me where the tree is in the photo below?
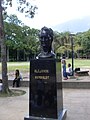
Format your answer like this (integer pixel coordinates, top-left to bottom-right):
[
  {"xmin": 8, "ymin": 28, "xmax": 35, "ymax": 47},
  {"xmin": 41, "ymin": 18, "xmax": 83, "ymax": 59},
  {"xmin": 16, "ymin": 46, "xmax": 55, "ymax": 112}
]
[
  {"xmin": 74, "ymin": 33, "xmax": 83, "ymax": 58},
  {"xmin": 54, "ymin": 31, "xmax": 71, "ymax": 58},
  {"xmin": 0, "ymin": 0, "xmax": 37, "ymax": 93},
  {"xmin": 74, "ymin": 31, "xmax": 90, "ymax": 58},
  {"xmin": 5, "ymin": 17, "xmax": 39, "ymax": 61},
  {"xmin": 0, "ymin": 0, "xmax": 8, "ymax": 93},
  {"xmin": 81, "ymin": 30, "xmax": 90, "ymax": 58},
  {"xmin": 5, "ymin": 19, "xmax": 23, "ymax": 61},
  {"xmin": 22, "ymin": 27, "xmax": 39, "ymax": 59}
]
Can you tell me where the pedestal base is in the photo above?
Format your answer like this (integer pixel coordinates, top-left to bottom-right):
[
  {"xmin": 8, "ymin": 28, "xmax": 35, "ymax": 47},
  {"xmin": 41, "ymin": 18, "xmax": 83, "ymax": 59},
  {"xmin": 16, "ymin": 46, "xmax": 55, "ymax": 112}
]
[
  {"xmin": 0, "ymin": 83, "xmax": 2, "ymax": 91},
  {"xmin": 24, "ymin": 109, "xmax": 67, "ymax": 120}
]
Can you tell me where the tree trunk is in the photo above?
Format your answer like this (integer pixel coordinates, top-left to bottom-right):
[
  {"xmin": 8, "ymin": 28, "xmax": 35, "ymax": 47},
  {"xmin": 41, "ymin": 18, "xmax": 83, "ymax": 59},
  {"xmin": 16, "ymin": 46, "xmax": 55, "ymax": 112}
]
[
  {"xmin": 26, "ymin": 56, "xmax": 29, "ymax": 61},
  {"xmin": 7, "ymin": 47, "xmax": 9, "ymax": 62},
  {"xmin": 17, "ymin": 49, "xmax": 19, "ymax": 61},
  {"xmin": 0, "ymin": 0, "xmax": 9, "ymax": 93}
]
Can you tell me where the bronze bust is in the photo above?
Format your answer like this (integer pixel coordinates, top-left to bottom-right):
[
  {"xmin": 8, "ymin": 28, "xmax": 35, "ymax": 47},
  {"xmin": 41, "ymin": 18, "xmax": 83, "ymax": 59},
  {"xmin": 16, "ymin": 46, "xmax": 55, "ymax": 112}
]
[{"xmin": 37, "ymin": 26, "xmax": 55, "ymax": 59}]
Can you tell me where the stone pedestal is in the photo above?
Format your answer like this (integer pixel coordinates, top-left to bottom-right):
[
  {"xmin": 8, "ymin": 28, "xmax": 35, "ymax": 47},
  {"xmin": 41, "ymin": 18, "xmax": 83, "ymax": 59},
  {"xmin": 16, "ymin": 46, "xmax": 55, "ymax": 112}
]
[
  {"xmin": 0, "ymin": 83, "xmax": 3, "ymax": 91},
  {"xmin": 24, "ymin": 59, "xmax": 67, "ymax": 120}
]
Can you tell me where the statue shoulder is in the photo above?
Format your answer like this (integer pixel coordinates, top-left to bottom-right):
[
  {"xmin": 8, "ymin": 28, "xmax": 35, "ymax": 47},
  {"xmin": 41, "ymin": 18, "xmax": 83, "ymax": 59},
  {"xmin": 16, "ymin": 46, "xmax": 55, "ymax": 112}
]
[{"xmin": 36, "ymin": 51, "xmax": 56, "ymax": 59}]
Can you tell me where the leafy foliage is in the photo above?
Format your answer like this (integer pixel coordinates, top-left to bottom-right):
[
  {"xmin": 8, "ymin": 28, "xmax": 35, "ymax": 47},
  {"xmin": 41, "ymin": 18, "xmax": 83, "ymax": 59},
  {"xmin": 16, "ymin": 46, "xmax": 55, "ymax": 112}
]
[
  {"xmin": 2, "ymin": 0, "xmax": 38, "ymax": 18},
  {"xmin": 4, "ymin": 14, "xmax": 39, "ymax": 60}
]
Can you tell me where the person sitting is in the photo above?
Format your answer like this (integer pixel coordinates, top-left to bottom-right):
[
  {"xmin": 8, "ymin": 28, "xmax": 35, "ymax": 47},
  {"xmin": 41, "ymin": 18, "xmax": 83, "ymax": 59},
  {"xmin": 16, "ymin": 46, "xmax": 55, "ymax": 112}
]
[
  {"xmin": 66, "ymin": 63, "xmax": 73, "ymax": 76},
  {"xmin": 13, "ymin": 69, "xmax": 21, "ymax": 87}
]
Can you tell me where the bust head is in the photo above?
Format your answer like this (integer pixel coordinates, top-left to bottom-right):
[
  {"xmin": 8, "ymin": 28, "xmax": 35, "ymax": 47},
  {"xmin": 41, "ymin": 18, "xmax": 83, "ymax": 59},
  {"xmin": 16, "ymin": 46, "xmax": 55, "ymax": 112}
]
[
  {"xmin": 39, "ymin": 26, "xmax": 53, "ymax": 52},
  {"xmin": 37, "ymin": 26, "xmax": 55, "ymax": 59}
]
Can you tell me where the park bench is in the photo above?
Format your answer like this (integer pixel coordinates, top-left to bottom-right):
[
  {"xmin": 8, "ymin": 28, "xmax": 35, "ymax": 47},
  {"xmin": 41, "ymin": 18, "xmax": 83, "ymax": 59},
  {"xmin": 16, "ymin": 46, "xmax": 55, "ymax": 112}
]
[
  {"xmin": 75, "ymin": 70, "xmax": 89, "ymax": 76},
  {"xmin": 74, "ymin": 68, "xmax": 89, "ymax": 76}
]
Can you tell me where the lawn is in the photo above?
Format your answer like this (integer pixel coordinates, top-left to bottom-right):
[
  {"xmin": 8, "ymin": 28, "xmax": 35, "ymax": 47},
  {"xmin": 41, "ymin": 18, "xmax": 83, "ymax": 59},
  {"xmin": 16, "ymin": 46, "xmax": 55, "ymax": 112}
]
[
  {"xmin": 66, "ymin": 59, "xmax": 90, "ymax": 68},
  {"xmin": 0, "ymin": 62, "xmax": 30, "ymax": 73},
  {"xmin": 0, "ymin": 59, "xmax": 90, "ymax": 73}
]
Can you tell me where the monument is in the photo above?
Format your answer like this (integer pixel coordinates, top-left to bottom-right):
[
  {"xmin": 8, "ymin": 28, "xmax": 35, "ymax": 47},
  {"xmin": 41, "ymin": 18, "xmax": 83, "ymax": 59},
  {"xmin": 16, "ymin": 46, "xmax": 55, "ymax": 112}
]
[
  {"xmin": 37, "ymin": 26, "xmax": 55, "ymax": 59},
  {"xmin": 24, "ymin": 27, "xmax": 67, "ymax": 120}
]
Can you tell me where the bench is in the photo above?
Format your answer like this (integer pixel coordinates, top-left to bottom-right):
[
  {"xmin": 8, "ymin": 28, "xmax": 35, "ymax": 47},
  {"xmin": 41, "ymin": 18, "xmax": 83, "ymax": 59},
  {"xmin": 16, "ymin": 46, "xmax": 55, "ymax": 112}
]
[{"xmin": 75, "ymin": 70, "xmax": 89, "ymax": 76}]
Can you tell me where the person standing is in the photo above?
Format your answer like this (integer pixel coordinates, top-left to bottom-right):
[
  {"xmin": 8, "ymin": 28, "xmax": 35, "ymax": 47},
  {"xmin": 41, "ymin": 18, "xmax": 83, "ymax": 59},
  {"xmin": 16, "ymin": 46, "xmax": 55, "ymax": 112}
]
[{"xmin": 62, "ymin": 59, "xmax": 68, "ymax": 80}]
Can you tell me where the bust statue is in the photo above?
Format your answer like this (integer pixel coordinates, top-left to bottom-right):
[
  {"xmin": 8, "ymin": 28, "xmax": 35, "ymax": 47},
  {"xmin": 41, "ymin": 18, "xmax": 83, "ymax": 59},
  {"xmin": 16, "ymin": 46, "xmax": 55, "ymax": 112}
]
[{"xmin": 37, "ymin": 26, "xmax": 55, "ymax": 59}]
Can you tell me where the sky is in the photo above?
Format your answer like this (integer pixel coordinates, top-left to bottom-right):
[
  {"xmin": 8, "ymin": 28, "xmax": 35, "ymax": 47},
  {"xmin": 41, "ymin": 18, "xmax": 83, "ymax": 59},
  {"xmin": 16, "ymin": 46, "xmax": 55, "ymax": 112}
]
[{"xmin": 7, "ymin": 0, "xmax": 90, "ymax": 30}]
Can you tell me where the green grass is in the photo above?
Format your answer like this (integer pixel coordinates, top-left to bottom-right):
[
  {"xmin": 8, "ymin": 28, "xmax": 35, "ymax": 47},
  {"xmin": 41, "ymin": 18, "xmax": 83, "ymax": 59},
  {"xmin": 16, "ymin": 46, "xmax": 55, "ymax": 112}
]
[
  {"xmin": 66, "ymin": 59, "xmax": 90, "ymax": 68},
  {"xmin": 7, "ymin": 62, "xmax": 30, "ymax": 71},
  {"xmin": 0, "ymin": 59, "xmax": 90, "ymax": 73},
  {"xmin": 0, "ymin": 62, "xmax": 30, "ymax": 73}
]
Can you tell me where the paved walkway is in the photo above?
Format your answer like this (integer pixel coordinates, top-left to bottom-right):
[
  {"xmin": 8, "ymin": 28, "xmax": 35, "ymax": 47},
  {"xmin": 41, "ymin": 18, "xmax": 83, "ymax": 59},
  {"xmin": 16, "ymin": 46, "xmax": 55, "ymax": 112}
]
[
  {"xmin": 63, "ymin": 89, "xmax": 90, "ymax": 120},
  {"xmin": 63, "ymin": 75, "xmax": 90, "ymax": 82},
  {"xmin": 0, "ymin": 87, "xmax": 90, "ymax": 120}
]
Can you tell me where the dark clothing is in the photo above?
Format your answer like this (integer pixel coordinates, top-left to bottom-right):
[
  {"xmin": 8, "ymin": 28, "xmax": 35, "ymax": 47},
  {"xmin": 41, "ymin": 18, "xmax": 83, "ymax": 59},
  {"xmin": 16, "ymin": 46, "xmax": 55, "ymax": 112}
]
[
  {"xmin": 67, "ymin": 72, "xmax": 72, "ymax": 76},
  {"xmin": 13, "ymin": 77, "xmax": 20, "ymax": 87}
]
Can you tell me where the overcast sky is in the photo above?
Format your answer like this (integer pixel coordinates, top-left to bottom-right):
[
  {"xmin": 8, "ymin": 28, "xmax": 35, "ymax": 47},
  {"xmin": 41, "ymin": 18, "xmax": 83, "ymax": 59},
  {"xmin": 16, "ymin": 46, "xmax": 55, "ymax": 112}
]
[{"xmin": 7, "ymin": 0, "xmax": 90, "ymax": 30}]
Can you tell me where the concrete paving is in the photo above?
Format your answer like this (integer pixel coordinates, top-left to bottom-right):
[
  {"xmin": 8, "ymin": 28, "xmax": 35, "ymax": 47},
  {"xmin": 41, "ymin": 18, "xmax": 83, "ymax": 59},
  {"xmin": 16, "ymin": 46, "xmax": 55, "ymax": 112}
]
[
  {"xmin": 0, "ymin": 87, "xmax": 90, "ymax": 120},
  {"xmin": 63, "ymin": 89, "xmax": 90, "ymax": 120}
]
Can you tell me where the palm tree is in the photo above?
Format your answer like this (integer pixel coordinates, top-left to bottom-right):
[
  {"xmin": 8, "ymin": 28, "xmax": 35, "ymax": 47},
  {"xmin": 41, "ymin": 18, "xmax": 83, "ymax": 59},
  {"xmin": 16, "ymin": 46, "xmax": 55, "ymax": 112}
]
[{"xmin": 54, "ymin": 31, "xmax": 71, "ymax": 58}]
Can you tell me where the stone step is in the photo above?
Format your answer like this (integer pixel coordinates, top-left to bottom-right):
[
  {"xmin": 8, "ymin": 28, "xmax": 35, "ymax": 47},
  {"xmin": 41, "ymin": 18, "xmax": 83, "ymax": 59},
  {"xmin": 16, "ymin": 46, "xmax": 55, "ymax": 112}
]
[{"xmin": 8, "ymin": 80, "xmax": 90, "ymax": 89}]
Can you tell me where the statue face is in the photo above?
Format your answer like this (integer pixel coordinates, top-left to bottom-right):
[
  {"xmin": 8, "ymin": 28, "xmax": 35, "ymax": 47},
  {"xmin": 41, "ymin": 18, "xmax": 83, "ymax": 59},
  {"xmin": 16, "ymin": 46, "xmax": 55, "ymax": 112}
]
[{"xmin": 40, "ymin": 36, "xmax": 52, "ymax": 52}]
